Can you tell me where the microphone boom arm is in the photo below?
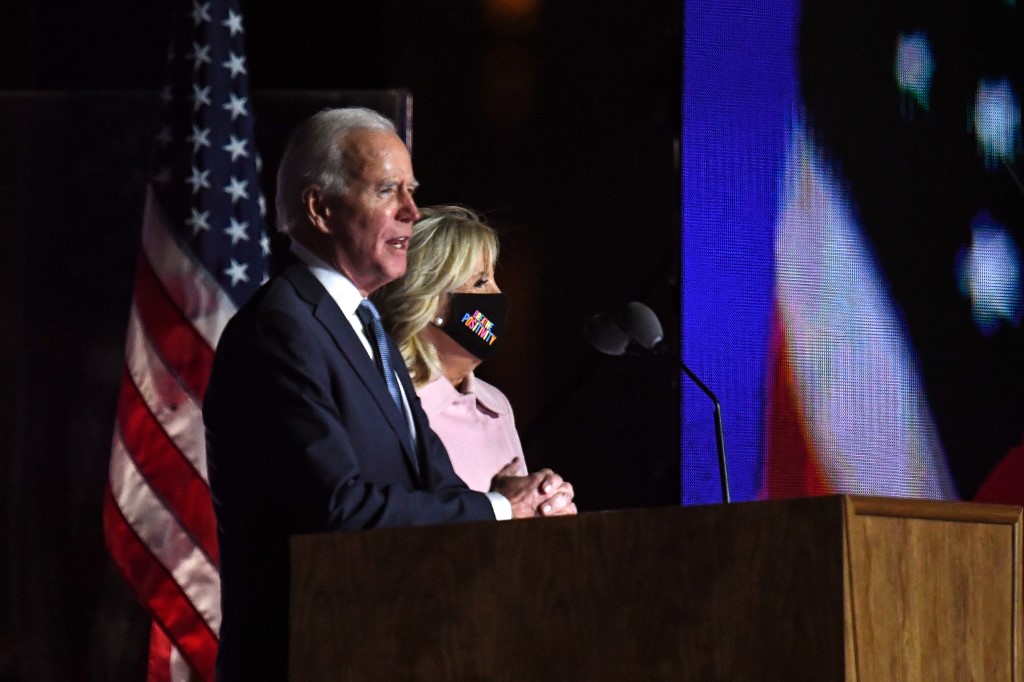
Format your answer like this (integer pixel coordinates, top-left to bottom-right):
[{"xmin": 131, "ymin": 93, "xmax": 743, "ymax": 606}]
[
  {"xmin": 586, "ymin": 301, "xmax": 731, "ymax": 505},
  {"xmin": 679, "ymin": 360, "xmax": 730, "ymax": 504}
]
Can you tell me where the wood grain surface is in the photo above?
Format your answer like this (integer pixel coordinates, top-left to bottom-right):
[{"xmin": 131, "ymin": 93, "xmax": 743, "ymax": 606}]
[
  {"xmin": 289, "ymin": 496, "xmax": 1022, "ymax": 681},
  {"xmin": 843, "ymin": 496, "xmax": 1022, "ymax": 682}
]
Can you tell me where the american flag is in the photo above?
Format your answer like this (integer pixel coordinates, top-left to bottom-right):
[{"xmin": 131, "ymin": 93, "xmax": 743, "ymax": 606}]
[{"xmin": 102, "ymin": 1, "xmax": 267, "ymax": 679}]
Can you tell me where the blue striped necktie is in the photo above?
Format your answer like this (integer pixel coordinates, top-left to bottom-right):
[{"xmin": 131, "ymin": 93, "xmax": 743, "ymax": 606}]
[{"xmin": 356, "ymin": 299, "xmax": 405, "ymax": 417}]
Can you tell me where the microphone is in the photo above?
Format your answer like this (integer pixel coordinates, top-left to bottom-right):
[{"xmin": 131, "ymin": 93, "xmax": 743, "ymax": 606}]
[
  {"xmin": 621, "ymin": 301, "xmax": 665, "ymax": 350},
  {"xmin": 585, "ymin": 302, "xmax": 731, "ymax": 504},
  {"xmin": 583, "ymin": 313, "xmax": 630, "ymax": 356}
]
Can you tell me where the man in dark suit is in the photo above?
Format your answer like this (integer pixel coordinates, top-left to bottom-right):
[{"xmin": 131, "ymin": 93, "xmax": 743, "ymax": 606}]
[{"xmin": 203, "ymin": 107, "xmax": 575, "ymax": 680}]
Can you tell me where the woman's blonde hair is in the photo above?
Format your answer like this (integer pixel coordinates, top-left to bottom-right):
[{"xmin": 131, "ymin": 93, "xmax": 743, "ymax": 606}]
[{"xmin": 373, "ymin": 205, "xmax": 500, "ymax": 387}]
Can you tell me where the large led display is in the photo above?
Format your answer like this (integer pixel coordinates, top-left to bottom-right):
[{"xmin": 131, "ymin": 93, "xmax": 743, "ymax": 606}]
[{"xmin": 682, "ymin": 0, "xmax": 1023, "ymax": 506}]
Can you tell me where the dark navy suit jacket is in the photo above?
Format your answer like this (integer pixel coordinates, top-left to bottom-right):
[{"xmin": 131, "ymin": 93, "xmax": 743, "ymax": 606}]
[{"xmin": 203, "ymin": 262, "xmax": 494, "ymax": 681}]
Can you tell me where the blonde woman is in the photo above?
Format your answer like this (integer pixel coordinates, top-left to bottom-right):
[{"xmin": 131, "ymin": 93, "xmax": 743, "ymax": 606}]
[{"xmin": 374, "ymin": 205, "xmax": 529, "ymax": 492}]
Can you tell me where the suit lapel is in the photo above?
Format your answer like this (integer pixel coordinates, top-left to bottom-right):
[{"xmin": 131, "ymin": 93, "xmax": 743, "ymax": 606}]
[{"xmin": 283, "ymin": 264, "xmax": 419, "ymax": 476}]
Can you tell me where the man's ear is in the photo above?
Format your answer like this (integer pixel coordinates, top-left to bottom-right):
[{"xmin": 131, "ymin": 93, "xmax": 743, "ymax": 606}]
[{"xmin": 302, "ymin": 185, "xmax": 333, "ymax": 235}]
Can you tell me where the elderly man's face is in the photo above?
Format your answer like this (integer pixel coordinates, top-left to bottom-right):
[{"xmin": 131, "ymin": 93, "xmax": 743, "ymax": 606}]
[{"xmin": 324, "ymin": 129, "xmax": 420, "ymax": 295}]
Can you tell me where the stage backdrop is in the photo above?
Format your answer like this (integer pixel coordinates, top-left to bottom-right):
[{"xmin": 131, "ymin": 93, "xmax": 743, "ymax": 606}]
[{"xmin": 682, "ymin": 0, "xmax": 1023, "ymax": 506}]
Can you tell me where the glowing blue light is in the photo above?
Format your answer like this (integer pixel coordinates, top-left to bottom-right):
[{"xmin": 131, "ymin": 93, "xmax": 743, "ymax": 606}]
[
  {"xmin": 895, "ymin": 32, "xmax": 935, "ymax": 112},
  {"xmin": 974, "ymin": 78, "xmax": 1021, "ymax": 168},
  {"xmin": 957, "ymin": 211, "xmax": 1022, "ymax": 334}
]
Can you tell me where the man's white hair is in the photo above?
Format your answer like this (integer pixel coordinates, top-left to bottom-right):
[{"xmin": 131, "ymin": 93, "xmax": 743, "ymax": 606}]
[{"xmin": 275, "ymin": 107, "xmax": 397, "ymax": 235}]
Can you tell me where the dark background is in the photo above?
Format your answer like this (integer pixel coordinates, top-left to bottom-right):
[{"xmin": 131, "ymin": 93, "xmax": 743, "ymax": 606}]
[{"xmin": 1, "ymin": 0, "xmax": 681, "ymax": 678}]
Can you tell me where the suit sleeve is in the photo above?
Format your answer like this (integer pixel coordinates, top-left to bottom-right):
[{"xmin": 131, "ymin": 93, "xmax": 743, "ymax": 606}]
[{"xmin": 204, "ymin": 303, "xmax": 495, "ymax": 539}]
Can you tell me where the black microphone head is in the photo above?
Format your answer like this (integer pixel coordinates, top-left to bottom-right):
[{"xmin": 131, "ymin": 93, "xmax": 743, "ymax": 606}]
[
  {"xmin": 622, "ymin": 302, "xmax": 664, "ymax": 350},
  {"xmin": 584, "ymin": 314, "xmax": 630, "ymax": 356}
]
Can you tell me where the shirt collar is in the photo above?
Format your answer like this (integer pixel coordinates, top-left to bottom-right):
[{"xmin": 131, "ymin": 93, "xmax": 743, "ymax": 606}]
[
  {"xmin": 424, "ymin": 371, "xmax": 507, "ymax": 415},
  {"xmin": 290, "ymin": 239, "xmax": 364, "ymax": 316}
]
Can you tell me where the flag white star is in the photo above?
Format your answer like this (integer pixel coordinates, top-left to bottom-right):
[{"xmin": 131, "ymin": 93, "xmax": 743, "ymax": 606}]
[
  {"xmin": 155, "ymin": 125, "xmax": 173, "ymax": 146},
  {"xmin": 222, "ymin": 10, "xmax": 244, "ymax": 36},
  {"xmin": 224, "ymin": 217, "xmax": 250, "ymax": 244},
  {"xmin": 223, "ymin": 176, "xmax": 250, "ymax": 203},
  {"xmin": 260, "ymin": 233, "xmax": 271, "ymax": 256},
  {"xmin": 188, "ymin": 125, "xmax": 211, "ymax": 153},
  {"xmin": 974, "ymin": 78, "xmax": 1021, "ymax": 168},
  {"xmin": 188, "ymin": 42, "xmax": 212, "ymax": 70},
  {"xmin": 222, "ymin": 52, "xmax": 247, "ymax": 78},
  {"xmin": 260, "ymin": 273, "xmax": 269, "ymax": 285},
  {"xmin": 191, "ymin": 0, "xmax": 211, "ymax": 25},
  {"xmin": 186, "ymin": 166, "xmax": 211, "ymax": 194},
  {"xmin": 223, "ymin": 135, "xmax": 249, "ymax": 161},
  {"xmin": 258, "ymin": 195, "xmax": 267, "ymax": 217},
  {"xmin": 192, "ymin": 84, "xmax": 212, "ymax": 111},
  {"xmin": 224, "ymin": 259, "xmax": 250, "ymax": 285},
  {"xmin": 958, "ymin": 220, "xmax": 1022, "ymax": 333},
  {"xmin": 186, "ymin": 207, "xmax": 211, "ymax": 234},
  {"xmin": 223, "ymin": 93, "xmax": 248, "ymax": 120}
]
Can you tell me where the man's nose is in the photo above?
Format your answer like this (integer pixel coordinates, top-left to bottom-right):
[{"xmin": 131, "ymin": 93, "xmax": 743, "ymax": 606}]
[{"xmin": 399, "ymin": 189, "xmax": 419, "ymax": 222}]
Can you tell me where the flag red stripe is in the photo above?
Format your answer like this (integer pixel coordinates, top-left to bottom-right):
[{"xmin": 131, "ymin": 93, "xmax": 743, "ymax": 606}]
[
  {"xmin": 132, "ymin": 252, "xmax": 214, "ymax": 402},
  {"xmin": 761, "ymin": 309, "xmax": 830, "ymax": 498},
  {"xmin": 117, "ymin": 368, "xmax": 220, "ymax": 565},
  {"xmin": 125, "ymin": 304, "xmax": 208, "ymax": 477},
  {"xmin": 108, "ymin": 433, "xmax": 222, "ymax": 632},
  {"xmin": 974, "ymin": 440, "xmax": 1024, "ymax": 506},
  {"xmin": 103, "ymin": 485, "xmax": 217, "ymax": 682},
  {"xmin": 147, "ymin": 622, "xmax": 173, "ymax": 682}
]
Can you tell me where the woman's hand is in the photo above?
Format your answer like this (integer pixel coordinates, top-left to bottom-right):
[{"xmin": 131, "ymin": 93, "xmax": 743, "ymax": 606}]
[{"xmin": 490, "ymin": 458, "xmax": 577, "ymax": 518}]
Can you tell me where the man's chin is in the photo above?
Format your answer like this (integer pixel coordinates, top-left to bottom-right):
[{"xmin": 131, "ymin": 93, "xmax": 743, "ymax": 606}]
[
  {"xmin": 368, "ymin": 261, "xmax": 407, "ymax": 293},
  {"xmin": 384, "ymin": 257, "xmax": 408, "ymax": 282}
]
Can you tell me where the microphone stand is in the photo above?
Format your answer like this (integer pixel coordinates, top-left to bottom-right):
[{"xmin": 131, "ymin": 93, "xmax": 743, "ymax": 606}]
[
  {"xmin": 623, "ymin": 341, "xmax": 731, "ymax": 505},
  {"xmin": 677, "ymin": 359, "xmax": 730, "ymax": 504},
  {"xmin": 589, "ymin": 299, "xmax": 732, "ymax": 505}
]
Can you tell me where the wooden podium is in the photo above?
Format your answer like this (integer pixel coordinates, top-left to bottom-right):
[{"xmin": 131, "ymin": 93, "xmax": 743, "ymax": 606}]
[{"xmin": 290, "ymin": 496, "xmax": 1022, "ymax": 680}]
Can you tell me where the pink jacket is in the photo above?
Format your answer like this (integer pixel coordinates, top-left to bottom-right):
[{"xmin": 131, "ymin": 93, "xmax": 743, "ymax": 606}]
[{"xmin": 416, "ymin": 373, "xmax": 527, "ymax": 493}]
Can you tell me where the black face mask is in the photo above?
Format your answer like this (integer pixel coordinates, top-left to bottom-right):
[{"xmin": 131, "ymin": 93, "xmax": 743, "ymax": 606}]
[{"xmin": 439, "ymin": 293, "xmax": 510, "ymax": 361}]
